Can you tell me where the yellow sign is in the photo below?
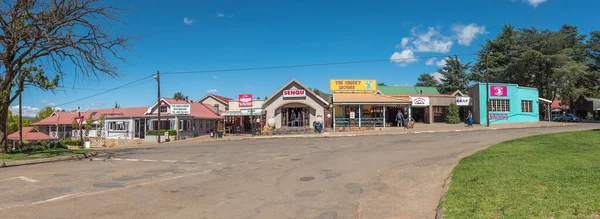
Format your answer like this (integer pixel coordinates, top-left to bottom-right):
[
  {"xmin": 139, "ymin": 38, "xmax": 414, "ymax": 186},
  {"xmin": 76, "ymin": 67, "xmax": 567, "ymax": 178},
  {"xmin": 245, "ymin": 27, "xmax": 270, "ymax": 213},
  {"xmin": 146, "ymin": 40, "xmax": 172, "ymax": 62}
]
[{"xmin": 330, "ymin": 79, "xmax": 377, "ymax": 91}]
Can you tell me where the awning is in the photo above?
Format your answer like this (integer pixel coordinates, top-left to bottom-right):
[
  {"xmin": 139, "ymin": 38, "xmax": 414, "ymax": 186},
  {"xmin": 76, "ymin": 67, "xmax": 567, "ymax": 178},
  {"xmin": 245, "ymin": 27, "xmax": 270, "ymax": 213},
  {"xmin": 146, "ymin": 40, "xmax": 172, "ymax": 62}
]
[
  {"xmin": 222, "ymin": 109, "xmax": 263, "ymax": 116},
  {"xmin": 333, "ymin": 93, "xmax": 411, "ymax": 104},
  {"xmin": 539, "ymin": 97, "xmax": 552, "ymax": 103}
]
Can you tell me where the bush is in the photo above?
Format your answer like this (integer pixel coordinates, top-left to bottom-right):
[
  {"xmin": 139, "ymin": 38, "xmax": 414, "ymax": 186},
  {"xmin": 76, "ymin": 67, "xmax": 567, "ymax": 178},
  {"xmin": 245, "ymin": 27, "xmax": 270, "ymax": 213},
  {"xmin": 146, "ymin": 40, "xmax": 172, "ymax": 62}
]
[
  {"xmin": 146, "ymin": 130, "xmax": 176, "ymax": 136},
  {"xmin": 446, "ymin": 103, "xmax": 461, "ymax": 124},
  {"xmin": 62, "ymin": 139, "xmax": 82, "ymax": 146}
]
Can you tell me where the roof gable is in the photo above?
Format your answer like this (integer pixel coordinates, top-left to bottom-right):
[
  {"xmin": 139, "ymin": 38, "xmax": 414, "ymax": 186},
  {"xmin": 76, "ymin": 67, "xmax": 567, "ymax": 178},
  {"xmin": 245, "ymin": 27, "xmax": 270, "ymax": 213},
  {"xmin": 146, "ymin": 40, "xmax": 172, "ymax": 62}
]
[
  {"xmin": 197, "ymin": 94, "xmax": 231, "ymax": 105},
  {"xmin": 263, "ymin": 79, "xmax": 329, "ymax": 107}
]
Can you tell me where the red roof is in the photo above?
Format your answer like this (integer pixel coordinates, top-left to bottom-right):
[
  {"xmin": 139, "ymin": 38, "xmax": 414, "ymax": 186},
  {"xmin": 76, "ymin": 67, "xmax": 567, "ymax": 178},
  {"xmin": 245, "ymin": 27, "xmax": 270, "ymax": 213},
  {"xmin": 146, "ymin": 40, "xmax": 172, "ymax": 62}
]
[
  {"xmin": 8, "ymin": 127, "xmax": 56, "ymax": 141},
  {"xmin": 551, "ymin": 100, "xmax": 569, "ymax": 109},
  {"xmin": 192, "ymin": 103, "xmax": 223, "ymax": 119},
  {"xmin": 197, "ymin": 94, "xmax": 232, "ymax": 105},
  {"xmin": 32, "ymin": 107, "xmax": 149, "ymax": 125},
  {"xmin": 162, "ymin": 98, "xmax": 189, "ymax": 104}
]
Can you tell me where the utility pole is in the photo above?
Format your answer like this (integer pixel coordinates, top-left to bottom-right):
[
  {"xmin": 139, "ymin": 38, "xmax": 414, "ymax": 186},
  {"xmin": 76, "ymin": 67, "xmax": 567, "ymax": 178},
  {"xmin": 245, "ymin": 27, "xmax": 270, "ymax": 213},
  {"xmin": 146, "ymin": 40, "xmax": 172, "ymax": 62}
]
[
  {"xmin": 486, "ymin": 52, "xmax": 492, "ymax": 127},
  {"xmin": 18, "ymin": 77, "xmax": 24, "ymax": 149},
  {"xmin": 78, "ymin": 106, "xmax": 84, "ymax": 148},
  {"xmin": 155, "ymin": 71, "xmax": 161, "ymax": 143},
  {"xmin": 251, "ymin": 109, "xmax": 254, "ymax": 137}
]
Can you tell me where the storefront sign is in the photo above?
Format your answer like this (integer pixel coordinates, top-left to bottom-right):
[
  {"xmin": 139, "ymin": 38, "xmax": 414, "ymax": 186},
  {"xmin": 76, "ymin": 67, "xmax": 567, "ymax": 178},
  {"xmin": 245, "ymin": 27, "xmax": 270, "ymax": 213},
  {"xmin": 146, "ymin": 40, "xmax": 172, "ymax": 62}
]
[
  {"xmin": 171, "ymin": 104, "xmax": 190, "ymax": 115},
  {"xmin": 491, "ymin": 86, "xmax": 508, "ymax": 97},
  {"xmin": 283, "ymin": 89, "xmax": 306, "ymax": 97},
  {"xmin": 410, "ymin": 97, "xmax": 430, "ymax": 106},
  {"xmin": 490, "ymin": 114, "xmax": 508, "ymax": 120},
  {"xmin": 350, "ymin": 111, "xmax": 356, "ymax": 119},
  {"xmin": 241, "ymin": 109, "xmax": 262, "ymax": 116},
  {"xmin": 456, "ymin": 97, "xmax": 471, "ymax": 106},
  {"xmin": 330, "ymin": 79, "xmax": 377, "ymax": 91},
  {"xmin": 238, "ymin": 94, "xmax": 253, "ymax": 107}
]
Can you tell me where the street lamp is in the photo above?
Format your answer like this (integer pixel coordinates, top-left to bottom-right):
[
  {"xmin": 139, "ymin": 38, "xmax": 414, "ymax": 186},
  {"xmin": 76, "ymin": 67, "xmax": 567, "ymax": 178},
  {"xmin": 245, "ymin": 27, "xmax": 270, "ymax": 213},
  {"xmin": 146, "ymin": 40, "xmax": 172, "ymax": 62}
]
[{"xmin": 486, "ymin": 52, "xmax": 493, "ymax": 127}]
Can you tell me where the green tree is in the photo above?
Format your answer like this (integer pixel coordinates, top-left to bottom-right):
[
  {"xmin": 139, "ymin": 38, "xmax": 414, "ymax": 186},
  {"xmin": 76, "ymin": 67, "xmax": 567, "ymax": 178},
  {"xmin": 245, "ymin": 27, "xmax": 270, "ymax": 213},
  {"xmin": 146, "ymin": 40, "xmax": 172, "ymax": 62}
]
[
  {"xmin": 585, "ymin": 31, "xmax": 600, "ymax": 97},
  {"xmin": 377, "ymin": 83, "xmax": 387, "ymax": 86},
  {"xmin": 446, "ymin": 104, "xmax": 460, "ymax": 124},
  {"xmin": 33, "ymin": 107, "xmax": 55, "ymax": 123},
  {"xmin": 7, "ymin": 110, "xmax": 31, "ymax": 134},
  {"xmin": 173, "ymin": 92, "xmax": 186, "ymax": 101},
  {"xmin": 0, "ymin": 0, "xmax": 132, "ymax": 152},
  {"xmin": 415, "ymin": 73, "xmax": 440, "ymax": 87},
  {"xmin": 114, "ymin": 102, "xmax": 121, "ymax": 109},
  {"xmin": 437, "ymin": 56, "xmax": 472, "ymax": 94},
  {"xmin": 256, "ymin": 97, "xmax": 261, "ymax": 100},
  {"xmin": 312, "ymin": 88, "xmax": 322, "ymax": 95}
]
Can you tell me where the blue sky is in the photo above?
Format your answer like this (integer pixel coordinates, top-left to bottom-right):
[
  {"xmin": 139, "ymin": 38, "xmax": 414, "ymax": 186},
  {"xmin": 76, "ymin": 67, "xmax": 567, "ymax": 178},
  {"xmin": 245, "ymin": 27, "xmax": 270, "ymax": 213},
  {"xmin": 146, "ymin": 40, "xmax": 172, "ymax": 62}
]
[{"xmin": 13, "ymin": 0, "xmax": 600, "ymax": 117}]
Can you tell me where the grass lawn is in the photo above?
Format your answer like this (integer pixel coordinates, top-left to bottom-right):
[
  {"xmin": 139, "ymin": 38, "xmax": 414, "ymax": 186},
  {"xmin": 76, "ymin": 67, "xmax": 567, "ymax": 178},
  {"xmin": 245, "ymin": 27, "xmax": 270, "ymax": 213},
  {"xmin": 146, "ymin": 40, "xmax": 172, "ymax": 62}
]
[
  {"xmin": 442, "ymin": 130, "xmax": 600, "ymax": 219},
  {"xmin": 0, "ymin": 148, "xmax": 92, "ymax": 161}
]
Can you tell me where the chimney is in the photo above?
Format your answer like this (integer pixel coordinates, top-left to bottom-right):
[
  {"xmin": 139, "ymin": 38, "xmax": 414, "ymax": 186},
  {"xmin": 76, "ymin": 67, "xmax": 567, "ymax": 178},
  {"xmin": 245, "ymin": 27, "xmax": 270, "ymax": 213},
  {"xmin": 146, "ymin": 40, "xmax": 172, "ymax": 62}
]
[
  {"xmin": 214, "ymin": 104, "xmax": 219, "ymax": 114},
  {"xmin": 185, "ymin": 96, "xmax": 189, "ymax": 103}
]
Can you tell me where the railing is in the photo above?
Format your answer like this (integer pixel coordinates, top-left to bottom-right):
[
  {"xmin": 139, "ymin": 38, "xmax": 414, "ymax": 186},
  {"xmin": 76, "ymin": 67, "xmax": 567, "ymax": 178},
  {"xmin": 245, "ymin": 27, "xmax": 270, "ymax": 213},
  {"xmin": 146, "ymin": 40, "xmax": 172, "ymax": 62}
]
[{"xmin": 334, "ymin": 118, "xmax": 385, "ymax": 127}]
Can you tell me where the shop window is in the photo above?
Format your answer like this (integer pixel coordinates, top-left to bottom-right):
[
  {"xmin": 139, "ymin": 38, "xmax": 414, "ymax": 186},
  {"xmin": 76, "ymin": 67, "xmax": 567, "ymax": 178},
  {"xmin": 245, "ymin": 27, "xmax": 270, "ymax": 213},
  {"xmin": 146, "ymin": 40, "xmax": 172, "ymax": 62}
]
[
  {"xmin": 160, "ymin": 105, "xmax": 168, "ymax": 113},
  {"xmin": 489, "ymin": 99, "xmax": 510, "ymax": 112},
  {"xmin": 108, "ymin": 121, "xmax": 128, "ymax": 131},
  {"xmin": 521, "ymin": 100, "xmax": 533, "ymax": 113}
]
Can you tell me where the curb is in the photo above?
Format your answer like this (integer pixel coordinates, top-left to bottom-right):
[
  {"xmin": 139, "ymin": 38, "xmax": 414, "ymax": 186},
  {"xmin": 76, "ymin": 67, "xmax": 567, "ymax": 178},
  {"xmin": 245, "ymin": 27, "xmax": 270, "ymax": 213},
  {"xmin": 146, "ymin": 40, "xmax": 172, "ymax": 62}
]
[
  {"xmin": 0, "ymin": 151, "xmax": 98, "ymax": 168},
  {"xmin": 194, "ymin": 123, "xmax": 575, "ymax": 143}
]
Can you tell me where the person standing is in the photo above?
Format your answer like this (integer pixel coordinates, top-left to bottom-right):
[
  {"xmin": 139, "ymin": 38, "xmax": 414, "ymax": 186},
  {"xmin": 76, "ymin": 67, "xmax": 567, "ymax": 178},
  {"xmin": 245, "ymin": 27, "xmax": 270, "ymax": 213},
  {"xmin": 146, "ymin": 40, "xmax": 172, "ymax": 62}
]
[
  {"xmin": 467, "ymin": 110, "xmax": 473, "ymax": 127},
  {"xmin": 396, "ymin": 110, "xmax": 404, "ymax": 127}
]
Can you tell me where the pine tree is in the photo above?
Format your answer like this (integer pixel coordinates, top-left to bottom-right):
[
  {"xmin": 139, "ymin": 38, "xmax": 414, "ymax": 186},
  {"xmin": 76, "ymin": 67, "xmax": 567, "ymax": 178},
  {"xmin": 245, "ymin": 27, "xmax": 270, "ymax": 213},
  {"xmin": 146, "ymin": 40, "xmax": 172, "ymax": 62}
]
[{"xmin": 446, "ymin": 104, "xmax": 460, "ymax": 124}]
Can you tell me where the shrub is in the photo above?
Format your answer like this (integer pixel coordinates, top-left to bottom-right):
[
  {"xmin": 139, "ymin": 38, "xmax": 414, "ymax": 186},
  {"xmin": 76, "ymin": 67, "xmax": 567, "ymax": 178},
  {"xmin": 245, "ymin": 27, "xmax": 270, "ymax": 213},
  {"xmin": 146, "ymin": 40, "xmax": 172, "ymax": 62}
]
[
  {"xmin": 62, "ymin": 139, "xmax": 82, "ymax": 146},
  {"xmin": 446, "ymin": 103, "xmax": 461, "ymax": 124},
  {"xmin": 146, "ymin": 130, "xmax": 176, "ymax": 136}
]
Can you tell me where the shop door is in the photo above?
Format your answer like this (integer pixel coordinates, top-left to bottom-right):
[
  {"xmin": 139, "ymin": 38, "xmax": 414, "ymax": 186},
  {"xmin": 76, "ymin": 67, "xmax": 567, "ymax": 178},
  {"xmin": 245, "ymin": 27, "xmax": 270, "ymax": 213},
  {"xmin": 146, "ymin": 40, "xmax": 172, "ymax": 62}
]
[{"xmin": 134, "ymin": 120, "xmax": 140, "ymax": 138}]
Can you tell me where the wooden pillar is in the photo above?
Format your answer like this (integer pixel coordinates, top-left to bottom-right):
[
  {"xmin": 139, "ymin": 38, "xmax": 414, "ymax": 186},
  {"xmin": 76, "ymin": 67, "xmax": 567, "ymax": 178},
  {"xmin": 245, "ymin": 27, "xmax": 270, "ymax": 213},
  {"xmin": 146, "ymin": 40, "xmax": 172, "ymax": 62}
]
[{"xmin": 358, "ymin": 105, "xmax": 362, "ymax": 128}]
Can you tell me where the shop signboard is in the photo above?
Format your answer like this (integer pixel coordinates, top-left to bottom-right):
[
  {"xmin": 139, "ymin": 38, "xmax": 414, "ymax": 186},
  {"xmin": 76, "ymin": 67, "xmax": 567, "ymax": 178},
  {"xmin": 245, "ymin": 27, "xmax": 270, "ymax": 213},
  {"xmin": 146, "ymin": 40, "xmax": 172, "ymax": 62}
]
[
  {"xmin": 456, "ymin": 97, "xmax": 471, "ymax": 106},
  {"xmin": 283, "ymin": 89, "xmax": 306, "ymax": 97},
  {"xmin": 410, "ymin": 97, "xmax": 430, "ymax": 106},
  {"xmin": 330, "ymin": 79, "xmax": 377, "ymax": 91},
  {"xmin": 350, "ymin": 111, "xmax": 356, "ymax": 119},
  {"xmin": 241, "ymin": 109, "xmax": 262, "ymax": 116},
  {"xmin": 171, "ymin": 104, "xmax": 190, "ymax": 115},
  {"xmin": 490, "ymin": 86, "xmax": 508, "ymax": 97},
  {"xmin": 238, "ymin": 94, "xmax": 253, "ymax": 107},
  {"xmin": 490, "ymin": 114, "xmax": 508, "ymax": 120}
]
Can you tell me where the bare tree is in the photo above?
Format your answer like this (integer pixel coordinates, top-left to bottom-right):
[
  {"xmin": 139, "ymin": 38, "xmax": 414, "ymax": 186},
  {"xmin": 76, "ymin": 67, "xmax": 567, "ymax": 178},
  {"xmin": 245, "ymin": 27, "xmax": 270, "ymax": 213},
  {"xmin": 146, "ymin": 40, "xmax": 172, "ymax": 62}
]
[{"xmin": 0, "ymin": 0, "xmax": 132, "ymax": 152}]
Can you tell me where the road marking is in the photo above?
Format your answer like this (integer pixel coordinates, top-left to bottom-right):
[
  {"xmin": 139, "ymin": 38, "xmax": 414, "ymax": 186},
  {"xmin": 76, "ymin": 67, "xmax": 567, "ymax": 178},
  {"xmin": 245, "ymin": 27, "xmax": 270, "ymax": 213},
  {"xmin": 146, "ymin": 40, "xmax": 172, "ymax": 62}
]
[
  {"xmin": 161, "ymin": 160, "xmax": 177, "ymax": 163},
  {"xmin": 413, "ymin": 132, "xmax": 422, "ymax": 134},
  {"xmin": 124, "ymin": 159, "xmax": 139, "ymax": 162},
  {"xmin": 112, "ymin": 158, "xmax": 123, "ymax": 161},
  {"xmin": 209, "ymin": 162, "xmax": 223, "ymax": 166},
  {"xmin": 274, "ymin": 156, "xmax": 289, "ymax": 160},
  {"xmin": 255, "ymin": 159, "xmax": 269, "ymax": 163},
  {"xmin": 142, "ymin": 159, "xmax": 157, "ymax": 162},
  {"xmin": 13, "ymin": 176, "xmax": 39, "ymax": 183}
]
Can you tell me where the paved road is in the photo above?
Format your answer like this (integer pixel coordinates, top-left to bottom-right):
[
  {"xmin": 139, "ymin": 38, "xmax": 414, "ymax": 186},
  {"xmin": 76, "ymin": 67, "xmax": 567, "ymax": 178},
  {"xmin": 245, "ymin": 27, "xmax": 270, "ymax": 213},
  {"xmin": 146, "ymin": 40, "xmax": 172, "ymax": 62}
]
[{"xmin": 0, "ymin": 124, "xmax": 597, "ymax": 219}]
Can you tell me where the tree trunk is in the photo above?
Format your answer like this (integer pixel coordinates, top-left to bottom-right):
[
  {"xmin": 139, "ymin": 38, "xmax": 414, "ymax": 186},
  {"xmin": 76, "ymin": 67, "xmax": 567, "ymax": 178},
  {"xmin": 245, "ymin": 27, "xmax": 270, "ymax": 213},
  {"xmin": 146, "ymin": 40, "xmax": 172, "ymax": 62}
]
[{"xmin": 0, "ymin": 100, "xmax": 10, "ymax": 153}]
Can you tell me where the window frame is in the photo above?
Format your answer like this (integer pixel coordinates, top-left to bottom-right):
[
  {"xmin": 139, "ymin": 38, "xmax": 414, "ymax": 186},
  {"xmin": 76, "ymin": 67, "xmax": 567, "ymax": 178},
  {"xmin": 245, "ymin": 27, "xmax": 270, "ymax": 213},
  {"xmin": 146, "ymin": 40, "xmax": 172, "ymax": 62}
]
[
  {"xmin": 160, "ymin": 105, "xmax": 168, "ymax": 113},
  {"xmin": 521, "ymin": 100, "xmax": 533, "ymax": 113},
  {"xmin": 489, "ymin": 99, "xmax": 511, "ymax": 112}
]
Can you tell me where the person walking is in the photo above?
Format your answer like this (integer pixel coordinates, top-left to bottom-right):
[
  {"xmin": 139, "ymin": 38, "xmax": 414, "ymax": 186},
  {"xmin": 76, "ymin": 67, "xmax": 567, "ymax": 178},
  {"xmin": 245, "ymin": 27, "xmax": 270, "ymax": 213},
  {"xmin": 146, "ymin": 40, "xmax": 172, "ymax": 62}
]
[
  {"xmin": 396, "ymin": 110, "xmax": 404, "ymax": 127},
  {"xmin": 467, "ymin": 110, "xmax": 473, "ymax": 127}
]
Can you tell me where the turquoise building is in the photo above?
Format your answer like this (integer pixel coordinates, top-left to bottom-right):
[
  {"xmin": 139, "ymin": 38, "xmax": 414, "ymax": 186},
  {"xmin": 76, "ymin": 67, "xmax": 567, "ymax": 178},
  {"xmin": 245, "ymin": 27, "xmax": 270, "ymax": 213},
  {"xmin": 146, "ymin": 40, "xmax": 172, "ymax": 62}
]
[{"xmin": 468, "ymin": 83, "xmax": 540, "ymax": 125}]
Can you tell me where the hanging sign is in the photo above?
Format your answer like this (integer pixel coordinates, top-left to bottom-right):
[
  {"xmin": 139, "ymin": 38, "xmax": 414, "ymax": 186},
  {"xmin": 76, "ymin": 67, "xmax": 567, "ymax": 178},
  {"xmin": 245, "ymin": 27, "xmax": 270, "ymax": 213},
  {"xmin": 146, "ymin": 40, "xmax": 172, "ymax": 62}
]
[
  {"xmin": 456, "ymin": 97, "xmax": 471, "ymax": 106},
  {"xmin": 74, "ymin": 116, "xmax": 85, "ymax": 129},
  {"xmin": 410, "ymin": 97, "xmax": 430, "ymax": 106},
  {"xmin": 283, "ymin": 89, "xmax": 306, "ymax": 97},
  {"xmin": 490, "ymin": 86, "xmax": 508, "ymax": 97},
  {"xmin": 238, "ymin": 94, "xmax": 253, "ymax": 107},
  {"xmin": 171, "ymin": 104, "xmax": 190, "ymax": 115}
]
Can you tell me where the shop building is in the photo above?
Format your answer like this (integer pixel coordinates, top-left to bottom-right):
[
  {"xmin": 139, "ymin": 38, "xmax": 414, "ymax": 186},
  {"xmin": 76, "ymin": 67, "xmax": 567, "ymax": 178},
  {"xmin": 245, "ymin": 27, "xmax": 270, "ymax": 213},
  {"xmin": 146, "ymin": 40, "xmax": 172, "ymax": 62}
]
[
  {"xmin": 197, "ymin": 94, "xmax": 233, "ymax": 112},
  {"xmin": 469, "ymin": 83, "xmax": 540, "ymax": 125},
  {"xmin": 222, "ymin": 95, "xmax": 265, "ymax": 134},
  {"xmin": 572, "ymin": 95, "xmax": 600, "ymax": 120},
  {"xmin": 377, "ymin": 86, "xmax": 472, "ymax": 123},
  {"xmin": 330, "ymin": 79, "xmax": 412, "ymax": 130},
  {"xmin": 262, "ymin": 79, "xmax": 330, "ymax": 129}
]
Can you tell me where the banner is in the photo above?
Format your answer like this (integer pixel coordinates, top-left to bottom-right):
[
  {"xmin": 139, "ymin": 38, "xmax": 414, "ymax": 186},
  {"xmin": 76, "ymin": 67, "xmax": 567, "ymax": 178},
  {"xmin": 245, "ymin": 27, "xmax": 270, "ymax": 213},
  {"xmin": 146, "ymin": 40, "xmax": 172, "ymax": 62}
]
[
  {"xmin": 410, "ymin": 97, "xmax": 430, "ymax": 106},
  {"xmin": 330, "ymin": 79, "xmax": 377, "ymax": 91},
  {"xmin": 456, "ymin": 97, "xmax": 470, "ymax": 106},
  {"xmin": 238, "ymin": 94, "xmax": 253, "ymax": 107},
  {"xmin": 490, "ymin": 86, "xmax": 507, "ymax": 97},
  {"xmin": 490, "ymin": 114, "xmax": 508, "ymax": 120}
]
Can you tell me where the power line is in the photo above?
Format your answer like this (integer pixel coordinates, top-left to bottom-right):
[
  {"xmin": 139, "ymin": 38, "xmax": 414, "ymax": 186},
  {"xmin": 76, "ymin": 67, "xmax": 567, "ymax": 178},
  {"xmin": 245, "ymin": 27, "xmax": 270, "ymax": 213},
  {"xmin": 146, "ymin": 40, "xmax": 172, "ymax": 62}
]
[
  {"xmin": 53, "ymin": 74, "xmax": 155, "ymax": 107},
  {"xmin": 56, "ymin": 77, "xmax": 154, "ymax": 91},
  {"xmin": 161, "ymin": 53, "xmax": 477, "ymax": 75}
]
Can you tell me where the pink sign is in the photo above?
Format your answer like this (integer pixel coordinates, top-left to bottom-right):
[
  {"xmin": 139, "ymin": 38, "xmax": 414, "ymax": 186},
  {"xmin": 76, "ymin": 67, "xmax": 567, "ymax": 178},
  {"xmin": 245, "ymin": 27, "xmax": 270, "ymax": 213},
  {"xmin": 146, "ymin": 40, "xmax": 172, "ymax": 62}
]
[
  {"xmin": 490, "ymin": 86, "xmax": 507, "ymax": 97},
  {"xmin": 238, "ymin": 94, "xmax": 253, "ymax": 107}
]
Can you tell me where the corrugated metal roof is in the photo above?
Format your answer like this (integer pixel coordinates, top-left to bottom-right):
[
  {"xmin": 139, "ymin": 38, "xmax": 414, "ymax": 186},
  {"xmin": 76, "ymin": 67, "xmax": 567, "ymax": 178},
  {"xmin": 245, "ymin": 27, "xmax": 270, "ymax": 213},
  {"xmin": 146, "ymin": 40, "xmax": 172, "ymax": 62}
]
[
  {"xmin": 333, "ymin": 93, "xmax": 411, "ymax": 104},
  {"xmin": 8, "ymin": 127, "xmax": 56, "ymax": 141}
]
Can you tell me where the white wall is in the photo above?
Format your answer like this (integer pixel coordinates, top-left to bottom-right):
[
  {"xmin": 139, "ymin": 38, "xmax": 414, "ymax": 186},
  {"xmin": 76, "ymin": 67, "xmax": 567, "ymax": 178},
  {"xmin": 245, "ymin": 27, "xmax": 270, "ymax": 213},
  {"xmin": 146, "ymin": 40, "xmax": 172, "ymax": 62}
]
[{"xmin": 104, "ymin": 118, "xmax": 135, "ymax": 139}]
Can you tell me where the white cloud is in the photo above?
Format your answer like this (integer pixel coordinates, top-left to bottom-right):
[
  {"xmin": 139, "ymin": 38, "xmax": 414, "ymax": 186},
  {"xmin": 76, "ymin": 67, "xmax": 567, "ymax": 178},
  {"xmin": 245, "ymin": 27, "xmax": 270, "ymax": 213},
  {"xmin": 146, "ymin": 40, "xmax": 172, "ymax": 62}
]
[
  {"xmin": 426, "ymin": 58, "xmax": 436, "ymax": 66},
  {"xmin": 40, "ymin": 100, "xmax": 48, "ymax": 103},
  {"xmin": 431, "ymin": 72, "xmax": 445, "ymax": 83},
  {"xmin": 212, "ymin": 76, "xmax": 219, "ymax": 80},
  {"xmin": 390, "ymin": 49, "xmax": 418, "ymax": 67},
  {"xmin": 452, "ymin": 23, "xmax": 487, "ymax": 46},
  {"xmin": 90, "ymin": 103, "xmax": 104, "ymax": 107},
  {"xmin": 436, "ymin": 58, "xmax": 447, "ymax": 67},
  {"xmin": 206, "ymin": 89, "xmax": 218, "ymax": 93},
  {"xmin": 9, "ymin": 105, "xmax": 40, "ymax": 117},
  {"xmin": 523, "ymin": 0, "xmax": 547, "ymax": 7},
  {"xmin": 46, "ymin": 102, "xmax": 56, "ymax": 107},
  {"xmin": 401, "ymin": 27, "xmax": 453, "ymax": 53},
  {"xmin": 217, "ymin": 13, "xmax": 225, "ymax": 18},
  {"xmin": 183, "ymin": 18, "xmax": 194, "ymax": 25}
]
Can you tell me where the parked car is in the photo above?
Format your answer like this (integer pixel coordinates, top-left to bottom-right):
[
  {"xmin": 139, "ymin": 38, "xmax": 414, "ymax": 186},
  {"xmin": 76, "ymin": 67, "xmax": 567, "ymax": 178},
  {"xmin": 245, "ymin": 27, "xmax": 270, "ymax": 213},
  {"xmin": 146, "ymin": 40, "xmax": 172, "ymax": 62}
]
[{"xmin": 553, "ymin": 113, "xmax": 580, "ymax": 122}]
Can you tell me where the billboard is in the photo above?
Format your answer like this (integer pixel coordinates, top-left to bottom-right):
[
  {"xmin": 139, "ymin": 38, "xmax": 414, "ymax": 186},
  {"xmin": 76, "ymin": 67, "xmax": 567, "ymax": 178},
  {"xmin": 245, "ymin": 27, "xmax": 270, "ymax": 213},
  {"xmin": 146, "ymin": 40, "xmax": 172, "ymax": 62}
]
[
  {"xmin": 330, "ymin": 79, "xmax": 377, "ymax": 91},
  {"xmin": 490, "ymin": 86, "xmax": 507, "ymax": 97},
  {"xmin": 238, "ymin": 94, "xmax": 253, "ymax": 107}
]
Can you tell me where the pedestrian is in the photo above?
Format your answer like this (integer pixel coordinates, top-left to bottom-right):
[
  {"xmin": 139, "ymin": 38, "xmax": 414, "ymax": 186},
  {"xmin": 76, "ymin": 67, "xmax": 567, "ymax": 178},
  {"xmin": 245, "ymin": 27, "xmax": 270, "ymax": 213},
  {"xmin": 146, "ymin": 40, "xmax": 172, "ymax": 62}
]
[
  {"xmin": 467, "ymin": 110, "xmax": 473, "ymax": 127},
  {"xmin": 396, "ymin": 110, "xmax": 404, "ymax": 127}
]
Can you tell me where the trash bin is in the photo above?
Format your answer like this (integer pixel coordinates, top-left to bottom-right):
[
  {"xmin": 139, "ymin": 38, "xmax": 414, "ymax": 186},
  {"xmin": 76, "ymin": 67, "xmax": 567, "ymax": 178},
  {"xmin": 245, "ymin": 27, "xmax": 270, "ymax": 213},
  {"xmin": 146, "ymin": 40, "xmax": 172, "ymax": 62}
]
[{"xmin": 84, "ymin": 141, "xmax": 91, "ymax": 149}]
